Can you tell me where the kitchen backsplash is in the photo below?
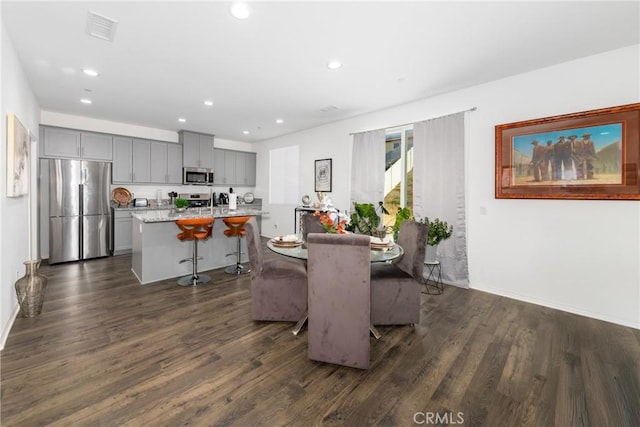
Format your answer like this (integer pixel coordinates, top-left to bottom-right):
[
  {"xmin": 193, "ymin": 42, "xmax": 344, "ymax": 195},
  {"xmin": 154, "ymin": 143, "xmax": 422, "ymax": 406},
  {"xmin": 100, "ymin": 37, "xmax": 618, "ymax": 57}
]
[{"xmin": 111, "ymin": 184, "xmax": 256, "ymax": 202}]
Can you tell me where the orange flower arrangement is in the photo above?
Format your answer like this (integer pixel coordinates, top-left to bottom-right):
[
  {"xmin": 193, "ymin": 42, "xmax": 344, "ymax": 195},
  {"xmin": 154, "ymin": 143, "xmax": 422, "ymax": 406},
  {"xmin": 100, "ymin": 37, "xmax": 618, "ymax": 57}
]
[{"xmin": 313, "ymin": 210, "xmax": 348, "ymax": 234}]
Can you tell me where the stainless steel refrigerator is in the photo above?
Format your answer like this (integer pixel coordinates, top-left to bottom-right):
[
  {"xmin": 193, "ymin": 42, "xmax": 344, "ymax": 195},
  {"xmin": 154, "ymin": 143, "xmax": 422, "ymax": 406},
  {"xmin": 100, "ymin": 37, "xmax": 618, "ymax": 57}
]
[{"xmin": 49, "ymin": 159, "xmax": 111, "ymax": 264}]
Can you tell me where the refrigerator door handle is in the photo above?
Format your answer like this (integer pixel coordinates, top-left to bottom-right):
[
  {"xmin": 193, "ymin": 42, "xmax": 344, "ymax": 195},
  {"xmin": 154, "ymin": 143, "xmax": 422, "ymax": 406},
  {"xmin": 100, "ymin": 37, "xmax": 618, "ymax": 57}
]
[{"xmin": 79, "ymin": 183, "xmax": 84, "ymax": 257}]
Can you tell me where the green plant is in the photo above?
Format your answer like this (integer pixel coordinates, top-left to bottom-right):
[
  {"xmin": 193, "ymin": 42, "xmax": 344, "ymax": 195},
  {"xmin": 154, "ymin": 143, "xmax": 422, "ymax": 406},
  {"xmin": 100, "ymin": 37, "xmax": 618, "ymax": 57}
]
[
  {"xmin": 420, "ymin": 217, "xmax": 453, "ymax": 246},
  {"xmin": 346, "ymin": 201, "xmax": 389, "ymax": 236},
  {"xmin": 391, "ymin": 207, "xmax": 413, "ymax": 241},
  {"xmin": 174, "ymin": 197, "xmax": 188, "ymax": 209}
]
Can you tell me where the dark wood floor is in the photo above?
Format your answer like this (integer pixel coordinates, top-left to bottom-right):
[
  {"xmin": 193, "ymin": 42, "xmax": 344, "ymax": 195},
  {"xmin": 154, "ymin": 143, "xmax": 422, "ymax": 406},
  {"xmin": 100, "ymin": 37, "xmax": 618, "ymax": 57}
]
[{"xmin": 2, "ymin": 241, "xmax": 639, "ymax": 426}]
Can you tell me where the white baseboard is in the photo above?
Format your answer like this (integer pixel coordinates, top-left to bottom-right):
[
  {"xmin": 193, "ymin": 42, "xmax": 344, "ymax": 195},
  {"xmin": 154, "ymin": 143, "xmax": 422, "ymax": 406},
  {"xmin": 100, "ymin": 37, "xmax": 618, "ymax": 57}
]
[
  {"xmin": 473, "ymin": 284, "xmax": 640, "ymax": 330},
  {"xmin": 0, "ymin": 303, "xmax": 20, "ymax": 351}
]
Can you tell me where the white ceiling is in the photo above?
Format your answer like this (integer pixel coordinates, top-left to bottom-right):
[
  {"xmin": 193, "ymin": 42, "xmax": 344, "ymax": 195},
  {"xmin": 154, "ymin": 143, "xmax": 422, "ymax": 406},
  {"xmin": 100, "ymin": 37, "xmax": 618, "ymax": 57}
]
[{"xmin": 2, "ymin": 1, "xmax": 639, "ymax": 143}]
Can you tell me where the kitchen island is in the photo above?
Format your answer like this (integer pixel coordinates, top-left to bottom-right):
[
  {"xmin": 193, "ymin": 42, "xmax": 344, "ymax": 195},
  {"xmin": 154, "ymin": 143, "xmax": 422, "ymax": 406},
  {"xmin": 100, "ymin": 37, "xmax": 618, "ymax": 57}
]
[{"xmin": 131, "ymin": 208, "xmax": 265, "ymax": 285}]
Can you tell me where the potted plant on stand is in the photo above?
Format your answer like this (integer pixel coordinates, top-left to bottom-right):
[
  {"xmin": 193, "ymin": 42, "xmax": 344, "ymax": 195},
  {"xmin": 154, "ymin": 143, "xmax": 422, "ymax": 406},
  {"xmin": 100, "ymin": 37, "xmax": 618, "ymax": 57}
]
[{"xmin": 420, "ymin": 217, "xmax": 453, "ymax": 263}]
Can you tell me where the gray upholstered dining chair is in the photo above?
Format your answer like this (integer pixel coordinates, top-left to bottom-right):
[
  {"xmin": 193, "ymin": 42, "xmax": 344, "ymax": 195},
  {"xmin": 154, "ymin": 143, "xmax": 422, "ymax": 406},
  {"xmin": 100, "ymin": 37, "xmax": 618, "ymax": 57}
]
[
  {"xmin": 370, "ymin": 220, "xmax": 429, "ymax": 325},
  {"xmin": 244, "ymin": 217, "xmax": 308, "ymax": 322},
  {"xmin": 306, "ymin": 233, "xmax": 372, "ymax": 369},
  {"xmin": 300, "ymin": 212, "xmax": 326, "ymax": 242}
]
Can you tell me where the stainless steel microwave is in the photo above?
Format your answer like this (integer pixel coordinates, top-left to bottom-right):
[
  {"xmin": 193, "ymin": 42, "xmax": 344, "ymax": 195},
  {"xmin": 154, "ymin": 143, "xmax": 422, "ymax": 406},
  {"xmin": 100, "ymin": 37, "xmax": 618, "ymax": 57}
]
[{"xmin": 183, "ymin": 167, "xmax": 214, "ymax": 186}]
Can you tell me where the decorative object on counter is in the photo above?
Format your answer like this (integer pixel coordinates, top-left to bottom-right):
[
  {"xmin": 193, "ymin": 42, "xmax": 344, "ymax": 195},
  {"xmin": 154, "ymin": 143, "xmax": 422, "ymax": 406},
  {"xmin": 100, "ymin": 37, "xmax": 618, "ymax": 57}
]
[
  {"xmin": 418, "ymin": 217, "xmax": 453, "ymax": 262},
  {"xmin": 313, "ymin": 209, "xmax": 349, "ymax": 234},
  {"xmin": 243, "ymin": 192, "xmax": 255, "ymax": 204},
  {"xmin": 168, "ymin": 191, "xmax": 178, "ymax": 205},
  {"xmin": 133, "ymin": 198, "xmax": 148, "ymax": 207},
  {"xmin": 301, "ymin": 194, "xmax": 311, "ymax": 206},
  {"xmin": 14, "ymin": 260, "xmax": 48, "ymax": 317},
  {"xmin": 112, "ymin": 187, "xmax": 132, "ymax": 206},
  {"xmin": 314, "ymin": 158, "xmax": 332, "ymax": 192},
  {"xmin": 174, "ymin": 197, "xmax": 188, "ymax": 212}
]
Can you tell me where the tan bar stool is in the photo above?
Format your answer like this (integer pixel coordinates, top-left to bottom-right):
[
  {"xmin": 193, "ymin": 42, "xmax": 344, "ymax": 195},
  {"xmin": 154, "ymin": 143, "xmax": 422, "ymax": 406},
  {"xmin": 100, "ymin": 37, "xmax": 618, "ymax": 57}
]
[
  {"xmin": 175, "ymin": 217, "xmax": 214, "ymax": 286},
  {"xmin": 223, "ymin": 216, "xmax": 251, "ymax": 275}
]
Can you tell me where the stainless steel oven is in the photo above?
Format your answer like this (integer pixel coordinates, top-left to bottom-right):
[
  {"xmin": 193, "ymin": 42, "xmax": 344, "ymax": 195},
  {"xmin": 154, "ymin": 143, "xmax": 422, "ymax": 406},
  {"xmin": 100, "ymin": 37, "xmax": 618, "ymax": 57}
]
[{"xmin": 183, "ymin": 167, "xmax": 214, "ymax": 186}]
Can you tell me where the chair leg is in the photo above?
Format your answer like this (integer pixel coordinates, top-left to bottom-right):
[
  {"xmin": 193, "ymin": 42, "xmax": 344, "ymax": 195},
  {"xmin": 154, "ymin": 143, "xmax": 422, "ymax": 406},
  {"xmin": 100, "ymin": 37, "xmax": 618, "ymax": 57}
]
[
  {"xmin": 178, "ymin": 239, "xmax": 211, "ymax": 286},
  {"xmin": 224, "ymin": 235, "xmax": 250, "ymax": 275}
]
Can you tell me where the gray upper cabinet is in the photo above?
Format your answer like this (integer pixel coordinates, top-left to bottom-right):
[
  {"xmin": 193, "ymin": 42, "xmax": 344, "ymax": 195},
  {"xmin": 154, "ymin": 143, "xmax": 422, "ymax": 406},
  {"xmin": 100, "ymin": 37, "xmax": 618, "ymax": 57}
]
[
  {"xmin": 112, "ymin": 137, "xmax": 133, "ymax": 182},
  {"xmin": 244, "ymin": 152, "xmax": 256, "ymax": 186},
  {"xmin": 41, "ymin": 126, "xmax": 113, "ymax": 160},
  {"xmin": 167, "ymin": 143, "xmax": 183, "ymax": 184},
  {"xmin": 112, "ymin": 137, "xmax": 151, "ymax": 183},
  {"xmin": 131, "ymin": 139, "xmax": 150, "ymax": 183},
  {"xmin": 214, "ymin": 148, "xmax": 256, "ymax": 186},
  {"xmin": 150, "ymin": 141, "xmax": 183, "ymax": 184},
  {"xmin": 80, "ymin": 132, "xmax": 112, "ymax": 160},
  {"xmin": 150, "ymin": 141, "xmax": 168, "ymax": 183},
  {"xmin": 180, "ymin": 130, "xmax": 214, "ymax": 169}
]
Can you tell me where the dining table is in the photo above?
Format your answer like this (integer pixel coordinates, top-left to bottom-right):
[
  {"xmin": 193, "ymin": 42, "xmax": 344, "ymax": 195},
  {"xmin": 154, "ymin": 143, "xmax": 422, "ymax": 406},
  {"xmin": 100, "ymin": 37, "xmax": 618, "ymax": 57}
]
[{"xmin": 267, "ymin": 235, "xmax": 404, "ymax": 338}]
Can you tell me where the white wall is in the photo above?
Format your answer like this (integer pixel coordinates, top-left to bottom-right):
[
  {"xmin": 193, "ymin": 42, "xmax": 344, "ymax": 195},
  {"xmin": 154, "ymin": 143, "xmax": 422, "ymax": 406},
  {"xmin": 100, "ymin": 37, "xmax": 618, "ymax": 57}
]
[
  {"xmin": 254, "ymin": 45, "xmax": 640, "ymax": 329},
  {"xmin": 1, "ymin": 25, "xmax": 42, "ymax": 349}
]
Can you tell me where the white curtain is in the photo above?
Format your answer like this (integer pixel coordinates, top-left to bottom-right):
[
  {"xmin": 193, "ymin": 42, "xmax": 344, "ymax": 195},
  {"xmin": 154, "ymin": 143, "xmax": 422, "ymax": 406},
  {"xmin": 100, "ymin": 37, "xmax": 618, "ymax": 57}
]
[
  {"xmin": 350, "ymin": 129, "xmax": 385, "ymax": 206},
  {"xmin": 413, "ymin": 112, "xmax": 469, "ymax": 288}
]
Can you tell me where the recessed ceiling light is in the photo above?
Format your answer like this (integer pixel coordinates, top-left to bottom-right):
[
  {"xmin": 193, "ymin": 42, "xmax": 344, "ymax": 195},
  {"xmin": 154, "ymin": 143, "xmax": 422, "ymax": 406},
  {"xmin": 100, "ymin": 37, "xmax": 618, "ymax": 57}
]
[
  {"xmin": 230, "ymin": 2, "xmax": 250, "ymax": 19},
  {"xmin": 178, "ymin": 118, "xmax": 186, "ymax": 123},
  {"xmin": 80, "ymin": 98, "xmax": 92, "ymax": 104},
  {"xmin": 242, "ymin": 130, "xmax": 250, "ymax": 135},
  {"xmin": 82, "ymin": 68, "xmax": 99, "ymax": 77},
  {"xmin": 275, "ymin": 119, "xmax": 284, "ymax": 124},
  {"xmin": 204, "ymin": 100, "xmax": 213, "ymax": 106},
  {"xmin": 327, "ymin": 60, "xmax": 342, "ymax": 70}
]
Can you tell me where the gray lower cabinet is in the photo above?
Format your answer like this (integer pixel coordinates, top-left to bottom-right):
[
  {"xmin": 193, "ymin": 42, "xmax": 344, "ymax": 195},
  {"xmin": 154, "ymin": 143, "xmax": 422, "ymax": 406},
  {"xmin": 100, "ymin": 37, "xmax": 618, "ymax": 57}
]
[
  {"xmin": 41, "ymin": 126, "xmax": 112, "ymax": 160},
  {"xmin": 113, "ymin": 209, "xmax": 133, "ymax": 255},
  {"xmin": 214, "ymin": 148, "xmax": 256, "ymax": 186}
]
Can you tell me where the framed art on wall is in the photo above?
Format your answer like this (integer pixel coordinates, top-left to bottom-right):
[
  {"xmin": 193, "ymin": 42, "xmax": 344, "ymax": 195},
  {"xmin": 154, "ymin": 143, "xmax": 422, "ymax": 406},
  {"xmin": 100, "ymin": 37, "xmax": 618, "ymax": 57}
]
[
  {"xmin": 6, "ymin": 113, "xmax": 30, "ymax": 197},
  {"xmin": 495, "ymin": 103, "xmax": 640, "ymax": 200},
  {"xmin": 314, "ymin": 158, "xmax": 332, "ymax": 192}
]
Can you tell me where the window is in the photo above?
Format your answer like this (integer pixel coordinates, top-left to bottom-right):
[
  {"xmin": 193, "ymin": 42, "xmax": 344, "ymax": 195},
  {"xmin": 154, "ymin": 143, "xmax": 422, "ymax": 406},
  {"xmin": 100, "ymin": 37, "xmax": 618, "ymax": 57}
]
[
  {"xmin": 269, "ymin": 145, "xmax": 299, "ymax": 204},
  {"xmin": 383, "ymin": 126, "xmax": 413, "ymax": 229}
]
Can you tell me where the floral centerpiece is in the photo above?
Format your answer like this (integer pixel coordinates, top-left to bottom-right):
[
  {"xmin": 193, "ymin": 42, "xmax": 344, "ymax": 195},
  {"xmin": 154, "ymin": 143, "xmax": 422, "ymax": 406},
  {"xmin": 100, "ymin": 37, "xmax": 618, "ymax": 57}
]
[{"xmin": 313, "ymin": 209, "xmax": 349, "ymax": 234}]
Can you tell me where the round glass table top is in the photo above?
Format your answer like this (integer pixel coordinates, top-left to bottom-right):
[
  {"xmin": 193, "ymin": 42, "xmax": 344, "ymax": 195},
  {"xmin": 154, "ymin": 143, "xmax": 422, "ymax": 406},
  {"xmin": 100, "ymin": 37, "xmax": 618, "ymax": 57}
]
[{"xmin": 267, "ymin": 239, "xmax": 403, "ymax": 263}]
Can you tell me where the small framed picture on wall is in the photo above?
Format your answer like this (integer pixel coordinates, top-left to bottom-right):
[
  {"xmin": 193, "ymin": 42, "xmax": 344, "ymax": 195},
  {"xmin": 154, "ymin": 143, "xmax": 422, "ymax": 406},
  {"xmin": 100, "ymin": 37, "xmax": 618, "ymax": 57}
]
[{"xmin": 314, "ymin": 158, "xmax": 332, "ymax": 192}]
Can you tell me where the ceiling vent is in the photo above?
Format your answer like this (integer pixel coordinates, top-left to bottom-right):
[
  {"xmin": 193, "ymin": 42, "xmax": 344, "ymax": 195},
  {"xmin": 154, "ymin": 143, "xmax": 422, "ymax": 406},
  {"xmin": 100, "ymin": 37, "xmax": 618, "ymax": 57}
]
[
  {"xmin": 86, "ymin": 11, "xmax": 118, "ymax": 42},
  {"xmin": 320, "ymin": 105, "xmax": 338, "ymax": 113}
]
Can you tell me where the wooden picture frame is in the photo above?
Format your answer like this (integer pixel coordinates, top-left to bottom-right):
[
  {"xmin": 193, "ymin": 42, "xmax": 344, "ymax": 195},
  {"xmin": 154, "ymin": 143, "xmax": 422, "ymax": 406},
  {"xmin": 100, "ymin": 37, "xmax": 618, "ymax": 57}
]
[
  {"xmin": 495, "ymin": 103, "xmax": 640, "ymax": 200},
  {"xmin": 6, "ymin": 113, "xmax": 30, "ymax": 197},
  {"xmin": 314, "ymin": 158, "xmax": 332, "ymax": 192}
]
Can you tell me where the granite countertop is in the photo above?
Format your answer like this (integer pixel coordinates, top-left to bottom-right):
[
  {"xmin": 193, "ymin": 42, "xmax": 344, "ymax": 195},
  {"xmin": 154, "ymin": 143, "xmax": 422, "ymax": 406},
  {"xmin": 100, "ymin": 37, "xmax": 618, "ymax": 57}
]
[{"xmin": 131, "ymin": 208, "xmax": 267, "ymax": 223}]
